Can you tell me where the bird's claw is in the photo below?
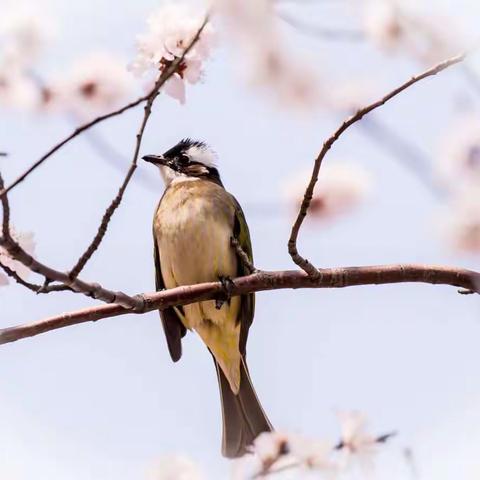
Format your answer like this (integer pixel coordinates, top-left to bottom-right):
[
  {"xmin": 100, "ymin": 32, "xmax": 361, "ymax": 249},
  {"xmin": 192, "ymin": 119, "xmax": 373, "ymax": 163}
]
[{"xmin": 215, "ymin": 276, "xmax": 234, "ymax": 310}]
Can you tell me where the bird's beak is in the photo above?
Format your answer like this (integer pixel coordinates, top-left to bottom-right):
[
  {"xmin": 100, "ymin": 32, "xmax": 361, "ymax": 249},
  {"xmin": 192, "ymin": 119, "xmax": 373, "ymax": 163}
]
[{"xmin": 142, "ymin": 154, "xmax": 169, "ymax": 167}]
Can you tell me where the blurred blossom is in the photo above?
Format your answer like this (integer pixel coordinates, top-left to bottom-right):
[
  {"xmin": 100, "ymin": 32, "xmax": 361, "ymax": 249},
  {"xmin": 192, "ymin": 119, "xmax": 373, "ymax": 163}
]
[
  {"xmin": 213, "ymin": 0, "xmax": 320, "ymax": 110},
  {"xmin": 0, "ymin": 228, "xmax": 35, "ymax": 284},
  {"xmin": 363, "ymin": 0, "xmax": 464, "ymax": 64},
  {"xmin": 336, "ymin": 411, "xmax": 379, "ymax": 472},
  {"xmin": 0, "ymin": 68, "xmax": 39, "ymax": 110},
  {"xmin": 438, "ymin": 114, "xmax": 480, "ymax": 188},
  {"xmin": 0, "ymin": 7, "xmax": 55, "ymax": 68},
  {"xmin": 148, "ymin": 454, "xmax": 204, "ymax": 480},
  {"xmin": 440, "ymin": 184, "xmax": 480, "ymax": 254},
  {"xmin": 284, "ymin": 163, "xmax": 372, "ymax": 222},
  {"xmin": 252, "ymin": 431, "xmax": 290, "ymax": 467},
  {"xmin": 326, "ymin": 79, "xmax": 378, "ymax": 113},
  {"xmin": 48, "ymin": 53, "xmax": 135, "ymax": 119},
  {"xmin": 288, "ymin": 434, "xmax": 335, "ymax": 471},
  {"xmin": 130, "ymin": 2, "xmax": 215, "ymax": 104}
]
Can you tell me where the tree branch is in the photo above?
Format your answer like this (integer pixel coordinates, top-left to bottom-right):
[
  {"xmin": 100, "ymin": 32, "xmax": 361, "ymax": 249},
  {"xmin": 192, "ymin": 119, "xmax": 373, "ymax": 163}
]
[
  {"xmin": 0, "ymin": 264, "xmax": 477, "ymax": 345},
  {"xmin": 288, "ymin": 53, "xmax": 466, "ymax": 279},
  {"xmin": 68, "ymin": 17, "xmax": 209, "ymax": 279}
]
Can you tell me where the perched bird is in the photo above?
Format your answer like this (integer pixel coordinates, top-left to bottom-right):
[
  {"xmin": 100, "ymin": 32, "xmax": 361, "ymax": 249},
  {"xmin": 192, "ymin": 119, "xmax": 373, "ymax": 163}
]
[{"xmin": 143, "ymin": 139, "xmax": 272, "ymax": 458}]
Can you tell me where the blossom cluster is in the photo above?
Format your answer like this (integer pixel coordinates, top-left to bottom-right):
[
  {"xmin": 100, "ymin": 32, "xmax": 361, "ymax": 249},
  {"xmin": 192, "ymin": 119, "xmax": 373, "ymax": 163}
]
[
  {"xmin": 130, "ymin": 3, "xmax": 215, "ymax": 104},
  {"xmin": 437, "ymin": 114, "xmax": 480, "ymax": 253},
  {"xmin": 150, "ymin": 411, "xmax": 394, "ymax": 479}
]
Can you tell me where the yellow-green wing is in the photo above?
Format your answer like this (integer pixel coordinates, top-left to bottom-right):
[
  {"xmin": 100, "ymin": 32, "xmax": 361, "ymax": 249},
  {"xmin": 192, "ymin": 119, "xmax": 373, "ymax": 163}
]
[
  {"xmin": 153, "ymin": 231, "xmax": 186, "ymax": 362},
  {"xmin": 230, "ymin": 194, "xmax": 255, "ymax": 357}
]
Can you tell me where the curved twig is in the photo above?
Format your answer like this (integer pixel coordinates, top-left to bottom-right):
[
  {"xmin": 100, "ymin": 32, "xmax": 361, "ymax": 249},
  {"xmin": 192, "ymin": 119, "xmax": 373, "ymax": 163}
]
[
  {"xmin": 68, "ymin": 17, "xmax": 209, "ymax": 279},
  {"xmin": 288, "ymin": 53, "xmax": 466, "ymax": 278}
]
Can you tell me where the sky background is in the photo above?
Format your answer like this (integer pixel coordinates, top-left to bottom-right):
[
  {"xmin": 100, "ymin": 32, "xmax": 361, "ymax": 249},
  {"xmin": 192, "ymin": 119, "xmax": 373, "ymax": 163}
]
[{"xmin": 0, "ymin": 0, "xmax": 480, "ymax": 478}]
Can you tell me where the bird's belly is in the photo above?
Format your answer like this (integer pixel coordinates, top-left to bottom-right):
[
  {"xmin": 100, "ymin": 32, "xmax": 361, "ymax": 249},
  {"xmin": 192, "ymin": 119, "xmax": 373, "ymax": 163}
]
[{"xmin": 157, "ymin": 201, "xmax": 239, "ymax": 330}]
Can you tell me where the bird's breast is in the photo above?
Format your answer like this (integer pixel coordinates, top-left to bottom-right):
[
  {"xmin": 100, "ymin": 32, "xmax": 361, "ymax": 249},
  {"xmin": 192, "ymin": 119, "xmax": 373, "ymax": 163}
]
[{"xmin": 154, "ymin": 181, "xmax": 237, "ymax": 289}]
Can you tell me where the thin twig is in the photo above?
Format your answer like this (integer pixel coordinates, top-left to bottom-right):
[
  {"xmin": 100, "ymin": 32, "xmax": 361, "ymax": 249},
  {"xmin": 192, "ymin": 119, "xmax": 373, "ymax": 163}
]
[
  {"xmin": 231, "ymin": 237, "xmax": 257, "ymax": 273},
  {"xmin": 68, "ymin": 17, "xmax": 209, "ymax": 279},
  {"xmin": 0, "ymin": 96, "xmax": 147, "ymax": 198},
  {"xmin": 0, "ymin": 262, "xmax": 41, "ymax": 292},
  {"xmin": 0, "ymin": 172, "xmax": 142, "ymax": 309},
  {"xmin": 0, "ymin": 263, "xmax": 478, "ymax": 345},
  {"xmin": 288, "ymin": 53, "xmax": 466, "ymax": 278}
]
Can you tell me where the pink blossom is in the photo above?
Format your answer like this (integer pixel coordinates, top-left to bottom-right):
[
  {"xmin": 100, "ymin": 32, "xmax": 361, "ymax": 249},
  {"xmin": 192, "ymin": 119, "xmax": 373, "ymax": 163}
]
[
  {"xmin": 283, "ymin": 163, "xmax": 372, "ymax": 222},
  {"xmin": 0, "ymin": 7, "xmax": 55, "ymax": 68},
  {"xmin": 148, "ymin": 454, "xmax": 204, "ymax": 480},
  {"xmin": 363, "ymin": 0, "xmax": 464, "ymax": 64},
  {"xmin": 213, "ymin": 0, "xmax": 321, "ymax": 110},
  {"xmin": 48, "ymin": 53, "xmax": 135, "ymax": 120},
  {"xmin": 0, "ymin": 68, "xmax": 39, "ymax": 110},
  {"xmin": 130, "ymin": 2, "xmax": 215, "ymax": 104},
  {"xmin": 440, "ymin": 184, "xmax": 480, "ymax": 254},
  {"xmin": 438, "ymin": 114, "xmax": 480, "ymax": 188}
]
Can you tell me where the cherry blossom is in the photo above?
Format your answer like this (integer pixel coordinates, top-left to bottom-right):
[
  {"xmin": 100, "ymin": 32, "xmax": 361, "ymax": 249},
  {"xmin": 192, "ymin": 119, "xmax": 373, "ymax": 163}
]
[
  {"xmin": 0, "ymin": 68, "xmax": 39, "ymax": 110},
  {"xmin": 336, "ymin": 411, "xmax": 380, "ymax": 472},
  {"xmin": 0, "ymin": 7, "xmax": 55, "ymax": 68},
  {"xmin": 213, "ymin": 0, "xmax": 320, "ymax": 109},
  {"xmin": 437, "ymin": 114, "xmax": 480, "ymax": 188},
  {"xmin": 363, "ymin": 0, "xmax": 463, "ymax": 65},
  {"xmin": 284, "ymin": 163, "xmax": 372, "ymax": 222},
  {"xmin": 130, "ymin": 2, "xmax": 215, "ymax": 104},
  {"xmin": 148, "ymin": 454, "xmax": 204, "ymax": 480},
  {"xmin": 440, "ymin": 184, "xmax": 480, "ymax": 254},
  {"xmin": 49, "ymin": 53, "xmax": 135, "ymax": 119}
]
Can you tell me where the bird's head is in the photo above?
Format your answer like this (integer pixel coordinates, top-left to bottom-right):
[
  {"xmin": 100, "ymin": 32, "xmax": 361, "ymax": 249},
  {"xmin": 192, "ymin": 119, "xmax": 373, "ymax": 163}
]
[{"xmin": 143, "ymin": 138, "xmax": 221, "ymax": 185}]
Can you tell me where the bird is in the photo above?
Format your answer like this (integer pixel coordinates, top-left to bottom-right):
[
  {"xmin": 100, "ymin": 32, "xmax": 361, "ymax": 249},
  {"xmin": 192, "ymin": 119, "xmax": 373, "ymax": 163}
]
[{"xmin": 143, "ymin": 138, "xmax": 272, "ymax": 458}]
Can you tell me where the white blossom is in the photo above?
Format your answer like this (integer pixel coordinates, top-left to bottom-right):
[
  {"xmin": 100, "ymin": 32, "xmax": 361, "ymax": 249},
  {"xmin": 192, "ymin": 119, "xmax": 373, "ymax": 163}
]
[
  {"xmin": 288, "ymin": 434, "xmax": 335, "ymax": 471},
  {"xmin": 437, "ymin": 114, "xmax": 480, "ymax": 189},
  {"xmin": 130, "ymin": 2, "xmax": 215, "ymax": 104},
  {"xmin": 440, "ymin": 184, "xmax": 480, "ymax": 254},
  {"xmin": 148, "ymin": 454, "xmax": 204, "ymax": 480},
  {"xmin": 213, "ymin": 0, "xmax": 320, "ymax": 110},
  {"xmin": 336, "ymin": 411, "xmax": 380, "ymax": 473},
  {"xmin": 283, "ymin": 163, "xmax": 372, "ymax": 222},
  {"xmin": 363, "ymin": 0, "xmax": 463, "ymax": 64},
  {"xmin": 0, "ymin": 228, "xmax": 35, "ymax": 284},
  {"xmin": 0, "ymin": 7, "xmax": 55, "ymax": 68},
  {"xmin": 48, "ymin": 53, "xmax": 135, "ymax": 119},
  {"xmin": 0, "ymin": 67, "xmax": 39, "ymax": 110}
]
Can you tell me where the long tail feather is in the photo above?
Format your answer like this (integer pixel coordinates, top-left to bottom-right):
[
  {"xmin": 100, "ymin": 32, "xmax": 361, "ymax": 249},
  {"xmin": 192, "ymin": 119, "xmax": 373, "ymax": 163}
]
[{"xmin": 214, "ymin": 357, "xmax": 273, "ymax": 458}]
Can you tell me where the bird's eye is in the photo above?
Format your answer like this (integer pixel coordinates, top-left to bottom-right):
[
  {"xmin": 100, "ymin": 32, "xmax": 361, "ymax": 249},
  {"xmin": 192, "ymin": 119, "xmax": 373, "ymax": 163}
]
[{"xmin": 177, "ymin": 154, "xmax": 189, "ymax": 165}]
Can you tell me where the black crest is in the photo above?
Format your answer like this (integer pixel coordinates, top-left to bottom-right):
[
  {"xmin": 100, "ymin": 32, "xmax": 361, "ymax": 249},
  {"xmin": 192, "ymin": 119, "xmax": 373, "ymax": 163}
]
[{"xmin": 163, "ymin": 138, "xmax": 208, "ymax": 159}]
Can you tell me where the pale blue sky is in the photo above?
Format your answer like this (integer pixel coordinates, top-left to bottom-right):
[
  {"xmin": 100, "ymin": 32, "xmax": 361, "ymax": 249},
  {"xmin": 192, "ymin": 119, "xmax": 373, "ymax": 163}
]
[{"xmin": 0, "ymin": 0, "xmax": 479, "ymax": 478}]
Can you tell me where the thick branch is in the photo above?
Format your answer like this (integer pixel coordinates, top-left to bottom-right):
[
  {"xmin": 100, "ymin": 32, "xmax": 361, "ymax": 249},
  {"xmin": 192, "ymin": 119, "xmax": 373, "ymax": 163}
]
[
  {"xmin": 0, "ymin": 264, "xmax": 477, "ymax": 345},
  {"xmin": 288, "ymin": 53, "xmax": 465, "ymax": 278}
]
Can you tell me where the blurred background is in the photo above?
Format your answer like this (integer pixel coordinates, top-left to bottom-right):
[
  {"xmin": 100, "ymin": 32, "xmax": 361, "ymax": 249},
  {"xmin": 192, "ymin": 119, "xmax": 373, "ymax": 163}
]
[{"xmin": 0, "ymin": 0, "xmax": 479, "ymax": 478}]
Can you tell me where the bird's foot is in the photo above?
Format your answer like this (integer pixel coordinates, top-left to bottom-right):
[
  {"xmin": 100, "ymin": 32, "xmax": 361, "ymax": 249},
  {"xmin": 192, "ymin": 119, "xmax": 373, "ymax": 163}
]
[{"xmin": 215, "ymin": 276, "xmax": 234, "ymax": 310}]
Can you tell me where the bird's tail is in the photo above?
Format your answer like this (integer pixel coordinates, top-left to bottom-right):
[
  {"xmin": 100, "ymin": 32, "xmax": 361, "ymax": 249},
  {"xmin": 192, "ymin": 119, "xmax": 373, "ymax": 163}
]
[{"xmin": 214, "ymin": 356, "xmax": 273, "ymax": 458}]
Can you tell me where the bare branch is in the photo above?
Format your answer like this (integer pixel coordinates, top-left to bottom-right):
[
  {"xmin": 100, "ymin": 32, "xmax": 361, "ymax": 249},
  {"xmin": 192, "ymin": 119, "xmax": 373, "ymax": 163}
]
[
  {"xmin": 0, "ymin": 172, "xmax": 142, "ymax": 309},
  {"xmin": 288, "ymin": 53, "xmax": 466, "ymax": 278},
  {"xmin": 0, "ymin": 17, "xmax": 209, "ymax": 199},
  {"xmin": 231, "ymin": 237, "xmax": 257, "ymax": 274},
  {"xmin": 0, "ymin": 263, "xmax": 478, "ymax": 345},
  {"xmin": 0, "ymin": 97, "xmax": 145, "ymax": 198},
  {"xmin": 68, "ymin": 17, "xmax": 210, "ymax": 279}
]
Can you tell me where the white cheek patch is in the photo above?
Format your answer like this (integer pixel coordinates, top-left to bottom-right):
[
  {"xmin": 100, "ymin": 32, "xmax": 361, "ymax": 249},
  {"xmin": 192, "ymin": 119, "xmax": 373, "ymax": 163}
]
[{"xmin": 186, "ymin": 145, "xmax": 217, "ymax": 167}]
